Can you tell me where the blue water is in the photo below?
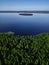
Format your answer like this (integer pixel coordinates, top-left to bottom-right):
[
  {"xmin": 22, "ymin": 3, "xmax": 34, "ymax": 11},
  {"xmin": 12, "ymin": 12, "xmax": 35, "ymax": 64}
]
[{"xmin": 0, "ymin": 13, "xmax": 49, "ymax": 35}]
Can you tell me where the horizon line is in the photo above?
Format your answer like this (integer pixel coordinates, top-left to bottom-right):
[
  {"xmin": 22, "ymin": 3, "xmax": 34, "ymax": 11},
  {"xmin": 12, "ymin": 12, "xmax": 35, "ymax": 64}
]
[{"xmin": 0, "ymin": 10, "xmax": 49, "ymax": 13}]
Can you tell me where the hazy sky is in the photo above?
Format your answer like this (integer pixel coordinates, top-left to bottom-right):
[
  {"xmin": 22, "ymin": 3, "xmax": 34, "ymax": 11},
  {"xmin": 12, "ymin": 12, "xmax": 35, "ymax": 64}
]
[{"xmin": 0, "ymin": 0, "xmax": 49, "ymax": 11}]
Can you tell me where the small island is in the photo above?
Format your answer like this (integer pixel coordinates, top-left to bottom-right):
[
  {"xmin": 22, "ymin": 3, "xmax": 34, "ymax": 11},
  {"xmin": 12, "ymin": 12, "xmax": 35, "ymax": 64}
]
[{"xmin": 19, "ymin": 13, "xmax": 33, "ymax": 16}]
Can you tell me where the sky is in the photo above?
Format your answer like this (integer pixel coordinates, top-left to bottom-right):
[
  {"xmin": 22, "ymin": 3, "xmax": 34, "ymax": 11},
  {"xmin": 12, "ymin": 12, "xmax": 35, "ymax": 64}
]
[{"xmin": 0, "ymin": 0, "xmax": 49, "ymax": 11}]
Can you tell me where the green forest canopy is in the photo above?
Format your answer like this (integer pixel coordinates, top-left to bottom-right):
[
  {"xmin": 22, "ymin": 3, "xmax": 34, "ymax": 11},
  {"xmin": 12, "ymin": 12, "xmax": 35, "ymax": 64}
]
[{"xmin": 0, "ymin": 32, "xmax": 49, "ymax": 65}]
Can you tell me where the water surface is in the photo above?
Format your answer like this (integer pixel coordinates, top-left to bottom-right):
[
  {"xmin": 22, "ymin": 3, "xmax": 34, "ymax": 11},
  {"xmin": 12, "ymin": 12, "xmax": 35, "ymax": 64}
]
[{"xmin": 0, "ymin": 13, "xmax": 49, "ymax": 35}]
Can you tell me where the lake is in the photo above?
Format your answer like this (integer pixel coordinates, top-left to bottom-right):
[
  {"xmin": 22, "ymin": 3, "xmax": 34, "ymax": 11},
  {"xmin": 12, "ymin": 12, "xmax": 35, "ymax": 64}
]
[{"xmin": 0, "ymin": 13, "xmax": 49, "ymax": 35}]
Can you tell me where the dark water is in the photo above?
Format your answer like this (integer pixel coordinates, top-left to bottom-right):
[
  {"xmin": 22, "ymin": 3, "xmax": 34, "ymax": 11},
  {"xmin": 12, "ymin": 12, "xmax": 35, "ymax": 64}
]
[{"xmin": 0, "ymin": 13, "xmax": 49, "ymax": 35}]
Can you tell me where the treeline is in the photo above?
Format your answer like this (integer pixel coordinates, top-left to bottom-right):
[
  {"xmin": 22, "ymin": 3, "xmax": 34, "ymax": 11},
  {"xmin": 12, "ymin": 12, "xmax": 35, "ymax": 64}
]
[{"xmin": 0, "ymin": 33, "xmax": 49, "ymax": 65}]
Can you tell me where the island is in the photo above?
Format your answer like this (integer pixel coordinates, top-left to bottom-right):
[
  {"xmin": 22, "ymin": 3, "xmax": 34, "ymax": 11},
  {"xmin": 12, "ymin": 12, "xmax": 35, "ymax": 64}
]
[{"xmin": 19, "ymin": 13, "xmax": 33, "ymax": 16}]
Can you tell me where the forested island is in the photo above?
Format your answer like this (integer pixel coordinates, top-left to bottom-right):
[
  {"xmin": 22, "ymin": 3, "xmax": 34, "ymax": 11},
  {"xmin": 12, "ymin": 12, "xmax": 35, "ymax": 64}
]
[
  {"xmin": 0, "ymin": 32, "xmax": 49, "ymax": 65},
  {"xmin": 19, "ymin": 13, "xmax": 33, "ymax": 16}
]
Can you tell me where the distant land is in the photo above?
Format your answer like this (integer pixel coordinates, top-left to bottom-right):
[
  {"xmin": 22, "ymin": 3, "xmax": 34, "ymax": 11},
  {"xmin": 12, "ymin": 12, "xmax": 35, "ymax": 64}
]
[
  {"xmin": 19, "ymin": 13, "xmax": 33, "ymax": 16},
  {"xmin": 0, "ymin": 11, "xmax": 49, "ymax": 13}
]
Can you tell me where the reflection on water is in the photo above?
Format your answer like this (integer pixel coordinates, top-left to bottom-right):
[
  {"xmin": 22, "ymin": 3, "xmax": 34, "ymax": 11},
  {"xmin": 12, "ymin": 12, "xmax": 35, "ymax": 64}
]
[{"xmin": 0, "ymin": 13, "xmax": 49, "ymax": 35}]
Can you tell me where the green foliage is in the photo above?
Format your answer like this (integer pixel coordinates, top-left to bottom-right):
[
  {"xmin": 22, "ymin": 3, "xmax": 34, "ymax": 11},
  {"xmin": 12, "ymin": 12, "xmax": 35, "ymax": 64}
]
[{"xmin": 0, "ymin": 33, "xmax": 49, "ymax": 65}]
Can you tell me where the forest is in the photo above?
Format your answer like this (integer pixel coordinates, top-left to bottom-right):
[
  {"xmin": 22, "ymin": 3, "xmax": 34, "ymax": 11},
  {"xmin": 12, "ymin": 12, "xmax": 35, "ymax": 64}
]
[{"xmin": 0, "ymin": 32, "xmax": 49, "ymax": 65}]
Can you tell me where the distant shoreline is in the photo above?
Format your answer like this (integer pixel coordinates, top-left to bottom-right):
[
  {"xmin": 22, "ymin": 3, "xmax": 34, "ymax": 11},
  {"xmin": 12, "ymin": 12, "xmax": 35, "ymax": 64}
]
[{"xmin": 0, "ymin": 11, "xmax": 49, "ymax": 13}]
